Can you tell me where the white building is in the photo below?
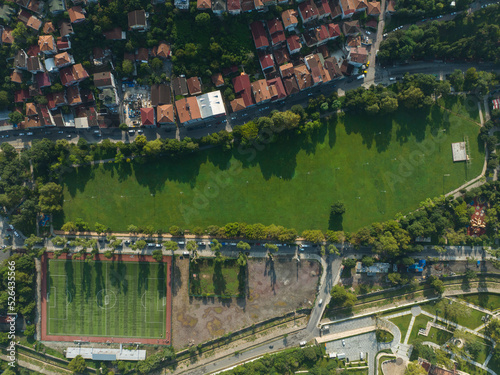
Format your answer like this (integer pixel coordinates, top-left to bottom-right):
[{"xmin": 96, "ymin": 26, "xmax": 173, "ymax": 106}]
[{"xmin": 196, "ymin": 90, "xmax": 226, "ymax": 119}]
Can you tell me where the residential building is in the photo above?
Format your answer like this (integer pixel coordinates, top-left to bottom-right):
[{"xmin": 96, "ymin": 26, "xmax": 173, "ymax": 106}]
[
  {"xmin": 10, "ymin": 70, "xmax": 23, "ymax": 84},
  {"xmin": 273, "ymin": 47, "xmax": 290, "ymax": 66},
  {"xmin": 241, "ymin": 0, "xmax": 255, "ymax": 12},
  {"xmin": 175, "ymin": 97, "xmax": 202, "ymax": 125},
  {"xmin": 298, "ymin": 0, "xmax": 318, "ymax": 23},
  {"xmin": 283, "ymin": 76, "xmax": 300, "ymax": 95},
  {"xmin": 196, "ymin": 90, "xmax": 226, "ymax": 119},
  {"xmin": 386, "ymin": 0, "xmax": 395, "ymax": 13},
  {"xmin": 251, "ymin": 79, "xmax": 271, "ymax": 104},
  {"xmin": 27, "ymin": 56, "xmax": 44, "ymax": 73},
  {"xmin": 1, "ymin": 28, "xmax": 14, "ymax": 44},
  {"xmin": 267, "ymin": 18, "xmax": 285, "ymax": 47},
  {"xmin": 157, "ymin": 104, "xmax": 175, "ymax": 125},
  {"xmin": 305, "ymin": 54, "xmax": 330, "ymax": 85},
  {"xmin": 103, "ymin": 27, "xmax": 126, "ymax": 40},
  {"xmin": 250, "ymin": 21, "xmax": 269, "ymax": 50},
  {"xmin": 267, "ymin": 77, "xmax": 287, "ymax": 101},
  {"xmin": 26, "ymin": 103, "xmax": 37, "ymax": 117},
  {"xmin": 66, "ymin": 85, "xmax": 82, "ymax": 106},
  {"xmin": 211, "ymin": 73, "xmax": 224, "ymax": 87},
  {"xmin": 253, "ymin": 0, "xmax": 264, "ymax": 11},
  {"xmin": 35, "ymin": 72, "xmax": 51, "ymax": 88},
  {"xmin": 26, "ymin": 15, "xmax": 42, "ymax": 31},
  {"xmin": 212, "ymin": 0, "xmax": 226, "ymax": 14},
  {"xmin": 28, "ymin": 0, "xmax": 43, "ymax": 15},
  {"xmin": 280, "ymin": 63, "xmax": 294, "ymax": 78},
  {"xmin": 56, "ymin": 36, "xmax": 71, "ymax": 50},
  {"xmin": 317, "ymin": 0, "xmax": 331, "ymax": 19},
  {"xmin": 281, "ymin": 9, "xmax": 298, "ymax": 32},
  {"xmin": 227, "ymin": 0, "xmax": 241, "ymax": 14},
  {"xmin": 172, "ymin": 76, "xmax": 188, "ymax": 96},
  {"xmin": 14, "ymin": 50, "xmax": 28, "ymax": 70},
  {"xmin": 339, "ymin": 0, "xmax": 357, "ymax": 18},
  {"xmin": 128, "ymin": 10, "xmax": 147, "ymax": 31},
  {"xmin": 38, "ymin": 35, "xmax": 56, "ymax": 54},
  {"xmin": 232, "ymin": 73, "xmax": 254, "ymax": 107},
  {"xmin": 294, "ymin": 64, "xmax": 313, "ymax": 90},
  {"xmin": 327, "ymin": 23, "xmax": 341, "ymax": 40},
  {"xmin": 152, "ymin": 42, "xmax": 171, "ymax": 59},
  {"xmin": 230, "ymin": 98, "xmax": 246, "ymax": 112},
  {"xmin": 14, "ymin": 89, "xmax": 29, "ymax": 103},
  {"xmin": 68, "ymin": 6, "xmax": 85, "ymax": 23},
  {"xmin": 330, "ymin": 0, "xmax": 342, "ymax": 18},
  {"xmin": 187, "ymin": 77, "xmax": 202, "ymax": 95},
  {"xmin": 47, "ymin": 92, "xmax": 67, "ymax": 109},
  {"xmin": 60, "ymin": 63, "xmax": 89, "ymax": 86},
  {"xmin": 323, "ymin": 56, "xmax": 342, "ymax": 80},
  {"xmin": 287, "ymin": 35, "xmax": 302, "ymax": 54},
  {"xmin": 27, "ymin": 44, "xmax": 40, "ymax": 57},
  {"xmin": 347, "ymin": 35, "xmax": 361, "ymax": 48},
  {"xmin": 59, "ymin": 21, "xmax": 74, "ymax": 37},
  {"xmin": 175, "ymin": 0, "xmax": 189, "ymax": 10},
  {"xmin": 197, "ymin": 0, "xmax": 211, "ymax": 10},
  {"xmin": 366, "ymin": 19, "xmax": 378, "ymax": 30},
  {"xmin": 93, "ymin": 71, "xmax": 115, "ymax": 89},
  {"xmin": 43, "ymin": 21, "xmax": 56, "ymax": 34},
  {"xmin": 47, "ymin": 0, "xmax": 65, "ymax": 14},
  {"xmin": 140, "ymin": 107, "xmax": 155, "ymax": 127},
  {"xmin": 258, "ymin": 52, "xmax": 274, "ymax": 72},
  {"xmin": 349, "ymin": 46, "xmax": 368, "ymax": 66},
  {"xmin": 151, "ymin": 84, "xmax": 171, "ymax": 106},
  {"xmin": 135, "ymin": 48, "xmax": 149, "ymax": 63},
  {"xmin": 367, "ymin": 1, "xmax": 380, "ymax": 15},
  {"xmin": 54, "ymin": 52, "xmax": 74, "ymax": 69},
  {"xmin": 99, "ymin": 88, "xmax": 119, "ymax": 108},
  {"xmin": 343, "ymin": 20, "xmax": 360, "ymax": 35}
]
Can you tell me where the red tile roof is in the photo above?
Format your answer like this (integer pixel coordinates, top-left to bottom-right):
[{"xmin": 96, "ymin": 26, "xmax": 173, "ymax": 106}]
[
  {"xmin": 68, "ymin": 6, "xmax": 86, "ymax": 23},
  {"xmin": 211, "ymin": 73, "xmax": 224, "ymax": 87},
  {"xmin": 258, "ymin": 52, "xmax": 274, "ymax": 70},
  {"xmin": 267, "ymin": 77, "xmax": 287, "ymax": 100},
  {"xmin": 14, "ymin": 89, "xmax": 30, "ymax": 103},
  {"xmin": 250, "ymin": 21, "xmax": 269, "ymax": 49},
  {"xmin": 47, "ymin": 92, "xmax": 66, "ymax": 109},
  {"xmin": 328, "ymin": 23, "xmax": 341, "ymax": 38},
  {"xmin": 187, "ymin": 77, "xmax": 202, "ymax": 95},
  {"xmin": 56, "ymin": 37, "xmax": 70, "ymax": 50},
  {"xmin": 298, "ymin": 0, "xmax": 318, "ymax": 22},
  {"xmin": 287, "ymin": 35, "xmax": 302, "ymax": 52},
  {"xmin": 227, "ymin": 0, "xmax": 241, "ymax": 11},
  {"xmin": 36, "ymin": 72, "xmax": 51, "ymax": 88},
  {"xmin": 141, "ymin": 107, "xmax": 155, "ymax": 126}
]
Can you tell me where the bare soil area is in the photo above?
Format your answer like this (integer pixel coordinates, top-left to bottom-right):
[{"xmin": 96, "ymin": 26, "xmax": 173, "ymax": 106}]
[{"xmin": 171, "ymin": 256, "xmax": 320, "ymax": 349}]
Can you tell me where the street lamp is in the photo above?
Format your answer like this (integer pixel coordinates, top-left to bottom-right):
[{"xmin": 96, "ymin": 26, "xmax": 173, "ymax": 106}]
[{"xmin": 443, "ymin": 174, "xmax": 450, "ymax": 195}]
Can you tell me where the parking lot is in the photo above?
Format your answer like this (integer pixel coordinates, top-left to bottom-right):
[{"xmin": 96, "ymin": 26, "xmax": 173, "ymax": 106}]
[{"xmin": 324, "ymin": 332, "xmax": 378, "ymax": 372}]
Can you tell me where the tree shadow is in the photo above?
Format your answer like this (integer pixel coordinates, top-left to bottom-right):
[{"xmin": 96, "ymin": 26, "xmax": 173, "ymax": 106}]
[
  {"xmin": 171, "ymin": 257, "xmax": 182, "ymax": 297},
  {"xmin": 343, "ymin": 112, "xmax": 393, "ymax": 152},
  {"xmin": 329, "ymin": 213, "xmax": 343, "ymax": 231},
  {"xmin": 213, "ymin": 260, "xmax": 226, "ymax": 296}
]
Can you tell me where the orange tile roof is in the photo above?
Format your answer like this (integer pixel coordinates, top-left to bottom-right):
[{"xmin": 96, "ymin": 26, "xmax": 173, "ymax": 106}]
[
  {"xmin": 157, "ymin": 104, "xmax": 175, "ymax": 123},
  {"xmin": 175, "ymin": 97, "xmax": 201, "ymax": 124},
  {"xmin": 230, "ymin": 98, "xmax": 246, "ymax": 112},
  {"xmin": 68, "ymin": 6, "xmax": 86, "ymax": 23},
  {"xmin": 43, "ymin": 22, "xmax": 56, "ymax": 34},
  {"xmin": 38, "ymin": 35, "xmax": 55, "ymax": 52},
  {"xmin": 282, "ymin": 9, "xmax": 298, "ymax": 29},
  {"xmin": 1, "ymin": 28, "xmax": 14, "ymax": 44},
  {"xmin": 26, "ymin": 103, "xmax": 37, "ymax": 117},
  {"xmin": 251, "ymin": 79, "xmax": 271, "ymax": 104}
]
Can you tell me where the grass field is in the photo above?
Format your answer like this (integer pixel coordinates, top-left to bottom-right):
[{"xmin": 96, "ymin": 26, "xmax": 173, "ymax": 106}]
[
  {"xmin": 426, "ymin": 327, "xmax": 453, "ymax": 346},
  {"xmin": 389, "ymin": 314, "xmax": 413, "ymax": 339},
  {"xmin": 58, "ymin": 102, "xmax": 483, "ymax": 232},
  {"xmin": 420, "ymin": 300, "xmax": 485, "ymax": 330},
  {"xmin": 47, "ymin": 259, "xmax": 167, "ymax": 338},
  {"xmin": 189, "ymin": 259, "xmax": 243, "ymax": 297},
  {"xmin": 408, "ymin": 315, "xmax": 433, "ymax": 343},
  {"xmin": 458, "ymin": 293, "xmax": 500, "ymax": 312}
]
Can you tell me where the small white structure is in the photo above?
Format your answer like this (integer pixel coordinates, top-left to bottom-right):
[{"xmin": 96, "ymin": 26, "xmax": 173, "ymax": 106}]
[
  {"xmin": 452, "ymin": 142, "xmax": 468, "ymax": 162},
  {"xmin": 196, "ymin": 90, "xmax": 226, "ymax": 119},
  {"xmin": 74, "ymin": 117, "xmax": 89, "ymax": 128},
  {"xmin": 66, "ymin": 344, "xmax": 146, "ymax": 361}
]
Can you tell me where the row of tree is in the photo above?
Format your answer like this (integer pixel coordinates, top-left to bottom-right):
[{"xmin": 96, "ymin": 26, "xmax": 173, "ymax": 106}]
[{"xmin": 379, "ymin": 6, "xmax": 500, "ymax": 64}]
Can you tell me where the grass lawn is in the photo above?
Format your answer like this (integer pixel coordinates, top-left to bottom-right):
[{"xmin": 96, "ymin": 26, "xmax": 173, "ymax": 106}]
[
  {"xmin": 420, "ymin": 300, "xmax": 485, "ymax": 330},
  {"xmin": 437, "ymin": 95, "xmax": 481, "ymax": 123},
  {"xmin": 458, "ymin": 293, "xmax": 500, "ymax": 312},
  {"xmin": 189, "ymin": 259, "xmax": 243, "ymax": 297},
  {"xmin": 58, "ymin": 102, "xmax": 483, "ymax": 233},
  {"xmin": 426, "ymin": 327, "xmax": 453, "ymax": 346},
  {"xmin": 47, "ymin": 259, "xmax": 167, "ymax": 338},
  {"xmin": 408, "ymin": 315, "xmax": 433, "ymax": 343},
  {"xmin": 389, "ymin": 314, "xmax": 413, "ymax": 340},
  {"xmin": 471, "ymin": 339, "xmax": 491, "ymax": 364}
]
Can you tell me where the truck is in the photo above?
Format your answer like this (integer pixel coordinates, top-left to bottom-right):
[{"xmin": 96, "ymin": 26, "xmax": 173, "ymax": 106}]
[{"xmin": 357, "ymin": 74, "xmax": 365, "ymax": 80}]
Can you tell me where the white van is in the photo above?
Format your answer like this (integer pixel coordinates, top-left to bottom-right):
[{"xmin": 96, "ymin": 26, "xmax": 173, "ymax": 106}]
[
  {"xmin": 318, "ymin": 299, "xmax": 323, "ymax": 305},
  {"xmin": 357, "ymin": 74, "xmax": 365, "ymax": 80},
  {"xmin": 360, "ymin": 352, "xmax": 364, "ymax": 360}
]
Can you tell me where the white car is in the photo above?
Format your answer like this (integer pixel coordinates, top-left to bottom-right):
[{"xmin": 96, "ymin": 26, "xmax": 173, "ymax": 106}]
[
  {"xmin": 155, "ymin": 244, "xmax": 162, "ymax": 248},
  {"xmin": 26, "ymin": 132, "xmax": 33, "ymax": 136}
]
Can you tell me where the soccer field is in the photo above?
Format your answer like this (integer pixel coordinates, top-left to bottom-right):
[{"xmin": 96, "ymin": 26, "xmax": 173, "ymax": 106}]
[{"xmin": 46, "ymin": 259, "xmax": 168, "ymax": 339}]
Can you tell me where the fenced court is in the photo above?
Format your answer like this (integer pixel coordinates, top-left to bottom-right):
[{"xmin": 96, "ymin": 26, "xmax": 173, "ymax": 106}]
[{"xmin": 40, "ymin": 253, "xmax": 172, "ymax": 345}]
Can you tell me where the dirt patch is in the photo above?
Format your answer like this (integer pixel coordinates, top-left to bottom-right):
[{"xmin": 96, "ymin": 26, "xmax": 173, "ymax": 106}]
[{"xmin": 171, "ymin": 256, "xmax": 319, "ymax": 349}]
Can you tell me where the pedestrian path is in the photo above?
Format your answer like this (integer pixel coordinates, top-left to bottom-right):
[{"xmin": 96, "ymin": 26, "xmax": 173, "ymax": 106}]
[{"xmin": 403, "ymin": 316, "xmax": 416, "ymax": 345}]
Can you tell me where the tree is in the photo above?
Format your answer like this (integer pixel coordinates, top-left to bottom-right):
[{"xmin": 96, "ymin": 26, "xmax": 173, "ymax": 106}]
[
  {"xmin": 330, "ymin": 201, "xmax": 346, "ymax": 216},
  {"xmin": 133, "ymin": 240, "xmax": 147, "ymax": 250},
  {"xmin": 127, "ymin": 224, "xmax": 139, "ymax": 234},
  {"xmin": 0, "ymin": 91, "xmax": 9, "ymax": 108},
  {"xmin": 24, "ymin": 324, "xmax": 36, "ymax": 338},
  {"xmin": 68, "ymin": 355, "xmax": 87, "ymax": 374},
  {"xmin": 449, "ymin": 70, "xmax": 464, "ymax": 91},
  {"xmin": 38, "ymin": 182, "xmax": 63, "ymax": 213},
  {"xmin": 398, "ymin": 86, "xmax": 427, "ymax": 109},
  {"xmin": 429, "ymin": 276, "xmax": 445, "ymax": 294},
  {"xmin": 151, "ymin": 57, "xmax": 163, "ymax": 71},
  {"xmin": 169, "ymin": 225, "xmax": 183, "ymax": 236},
  {"xmin": 122, "ymin": 59, "xmax": 134, "ymax": 76},
  {"xmin": 119, "ymin": 123, "xmax": 128, "ymax": 131},
  {"xmin": 9, "ymin": 111, "xmax": 24, "ymax": 125},
  {"xmin": 61, "ymin": 222, "xmax": 78, "ymax": 232},
  {"xmin": 164, "ymin": 241, "xmax": 178, "ymax": 251},
  {"xmin": 195, "ymin": 13, "xmax": 210, "ymax": 27},
  {"xmin": 152, "ymin": 249, "xmax": 163, "ymax": 262},
  {"xmin": 301, "ymin": 230, "xmax": 324, "ymax": 243},
  {"xmin": 237, "ymin": 241, "xmax": 251, "ymax": 251},
  {"xmin": 330, "ymin": 285, "xmax": 357, "ymax": 308},
  {"xmin": 405, "ymin": 361, "xmax": 427, "ymax": 375},
  {"xmin": 237, "ymin": 252, "xmax": 248, "ymax": 267},
  {"xmin": 388, "ymin": 272, "xmax": 403, "ymax": 286},
  {"xmin": 361, "ymin": 256, "xmax": 374, "ymax": 267},
  {"xmin": 342, "ymin": 258, "xmax": 357, "ymax": 269},
  {"xmin": 380, "ymin": 96, "xmax": 399, "ymax": 113},
  {"xmin": 186, "ymin": 240, "xmax": 198, "ymax": 253},
  {"xmin": 210, "ymin": 239, "xmax": 222, "ymax": 252},
  {"xmin": 464, "ymin": 67, "xmax": 479, "ymax": 91},
  {"xmin": 94, "ymin": 222, "xmax": 109, "ymax": 235}
]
